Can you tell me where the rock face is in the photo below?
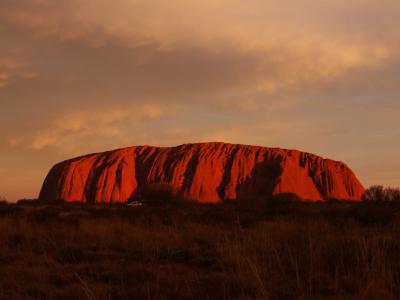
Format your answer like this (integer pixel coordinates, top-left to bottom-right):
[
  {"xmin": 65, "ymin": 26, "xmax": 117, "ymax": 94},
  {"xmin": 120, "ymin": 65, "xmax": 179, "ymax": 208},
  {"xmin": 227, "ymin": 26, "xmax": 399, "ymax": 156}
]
[{"xmin": 39, "ymin": 142, "xmax": 365, "ymax": 203}]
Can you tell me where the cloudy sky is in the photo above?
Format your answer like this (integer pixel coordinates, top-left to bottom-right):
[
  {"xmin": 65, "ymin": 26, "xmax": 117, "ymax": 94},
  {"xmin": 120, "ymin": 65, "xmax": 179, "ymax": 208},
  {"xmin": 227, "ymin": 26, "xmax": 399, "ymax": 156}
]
[{"xmin": 1, "ymin": 0, "xmax": 399, "ymax": 201}]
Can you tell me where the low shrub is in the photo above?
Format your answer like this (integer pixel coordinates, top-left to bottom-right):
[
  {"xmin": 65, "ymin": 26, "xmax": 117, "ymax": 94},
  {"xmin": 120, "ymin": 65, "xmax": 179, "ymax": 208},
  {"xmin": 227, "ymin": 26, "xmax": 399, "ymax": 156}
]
[
  {"xmin": 133, "ymin": 182, "xmax": 184, "ymax": 205},
  {"xmin": 0, "ymin": 196, "xmax": 8, "ymax": 204},
  {"xmin": 16, "ymin": 199, "xmax": 39, "ymax": 205},
  {"xmin": 236, "ymin": 193, "xmax": 303, "ymax": 222},
  {"xmin": 362, "ymin": 185, "xmax": 400, "ymax": 202}
]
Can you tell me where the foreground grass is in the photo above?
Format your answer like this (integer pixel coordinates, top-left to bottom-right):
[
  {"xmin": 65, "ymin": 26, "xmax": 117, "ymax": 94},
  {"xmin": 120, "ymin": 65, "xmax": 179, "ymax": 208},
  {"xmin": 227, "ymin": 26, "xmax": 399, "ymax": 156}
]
[{"xmin": 0, "ymin": 200, "xmax": 399, "ymax": 299}]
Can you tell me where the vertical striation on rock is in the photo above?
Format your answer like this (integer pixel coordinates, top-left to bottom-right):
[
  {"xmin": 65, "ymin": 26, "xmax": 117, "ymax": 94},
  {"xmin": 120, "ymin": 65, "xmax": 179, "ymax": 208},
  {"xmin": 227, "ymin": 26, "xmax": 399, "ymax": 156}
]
[{"xmin": 39, "ymin": 142, "xmax": 365, "ymax": 203}]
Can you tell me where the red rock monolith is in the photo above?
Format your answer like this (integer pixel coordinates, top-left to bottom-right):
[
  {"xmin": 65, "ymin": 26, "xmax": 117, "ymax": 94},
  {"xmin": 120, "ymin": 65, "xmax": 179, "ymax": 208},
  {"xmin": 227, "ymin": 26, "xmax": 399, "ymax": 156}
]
[{"xmin": 39, "ymin": 142, "xmax": 365, "ymax": 203}]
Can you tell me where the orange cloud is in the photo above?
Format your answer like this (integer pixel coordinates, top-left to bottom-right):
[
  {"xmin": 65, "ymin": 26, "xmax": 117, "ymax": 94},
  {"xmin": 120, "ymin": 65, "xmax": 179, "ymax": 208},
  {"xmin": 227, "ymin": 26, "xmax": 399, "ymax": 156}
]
[
  {"xmin": 0, "ymin": 58, "xmax": 35, "ymax": 88},
  {"xmin": 8, "ymin": 104, "xmax": 172, "ymax": 154}
]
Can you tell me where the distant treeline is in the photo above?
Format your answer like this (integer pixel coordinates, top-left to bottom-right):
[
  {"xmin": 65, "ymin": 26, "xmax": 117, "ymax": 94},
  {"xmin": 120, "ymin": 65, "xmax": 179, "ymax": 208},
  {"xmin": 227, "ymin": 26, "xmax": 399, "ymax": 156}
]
[
  {"xmin": 362, "ymin": 185, "xmax": 400, "ymax": 202},
  {"xmin": 4, "ymin": 185, "xmax": 400, "ymax": 204}
]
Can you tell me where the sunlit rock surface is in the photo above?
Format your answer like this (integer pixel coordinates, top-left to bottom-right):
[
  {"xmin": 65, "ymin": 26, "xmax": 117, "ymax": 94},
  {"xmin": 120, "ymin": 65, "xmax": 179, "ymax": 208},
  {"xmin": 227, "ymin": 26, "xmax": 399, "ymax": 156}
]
[{"xmin": 39, "ymin": 142, "xmax": 365, "ymax": 203}]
